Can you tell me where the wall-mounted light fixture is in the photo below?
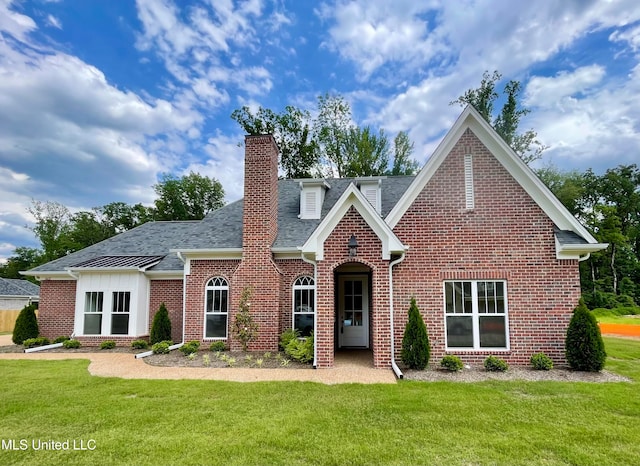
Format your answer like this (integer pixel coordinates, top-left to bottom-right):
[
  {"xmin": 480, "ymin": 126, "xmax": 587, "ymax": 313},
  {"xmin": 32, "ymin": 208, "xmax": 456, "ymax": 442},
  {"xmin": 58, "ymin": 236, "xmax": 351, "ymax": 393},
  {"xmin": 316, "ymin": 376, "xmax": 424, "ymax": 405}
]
[{"xmin": 348, "ymin": 234, "xmax": 358, "ymax": 257}]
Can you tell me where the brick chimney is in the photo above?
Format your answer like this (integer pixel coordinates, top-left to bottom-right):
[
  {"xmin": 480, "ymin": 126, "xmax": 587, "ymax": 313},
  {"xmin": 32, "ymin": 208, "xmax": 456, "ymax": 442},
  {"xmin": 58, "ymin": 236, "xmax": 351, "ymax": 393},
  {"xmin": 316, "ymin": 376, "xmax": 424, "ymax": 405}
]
[
  {"xmin": 231, "ymin": 134, "xmax": 280, "ymax": 352},
  {"xmin": 242, "ymin": 134, "xmax": 279, "ymax": 258}
]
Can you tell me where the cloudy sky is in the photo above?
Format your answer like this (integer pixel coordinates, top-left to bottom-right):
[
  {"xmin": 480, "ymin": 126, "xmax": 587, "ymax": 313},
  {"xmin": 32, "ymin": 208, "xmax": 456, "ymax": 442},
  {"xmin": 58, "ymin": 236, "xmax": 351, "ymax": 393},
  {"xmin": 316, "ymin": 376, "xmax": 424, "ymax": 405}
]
[{"xmin": 1, "ymin": 0, "xmax": 640, "ymax": 262}]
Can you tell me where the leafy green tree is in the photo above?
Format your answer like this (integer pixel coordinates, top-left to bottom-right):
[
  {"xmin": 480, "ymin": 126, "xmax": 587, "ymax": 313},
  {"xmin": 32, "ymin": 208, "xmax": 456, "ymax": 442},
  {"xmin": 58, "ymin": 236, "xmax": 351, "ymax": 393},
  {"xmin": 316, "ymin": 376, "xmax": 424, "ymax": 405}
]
[
  {"xmin": 12, "ymin": 303, "xmax": 39, "ymax": 344},
  {"xmin": 150, "ymin": 303, "xmax": 172, "ymax": 344},
  {"xmin": 0, "ymin": 247, "xmax": 43, "ymax": 281},
  {"xmin": 314, "ymin": 93, "xmax": 353, "ymax": 177},
  {"xmin": 389, "ymin": 131, "xmax": 420, "ymax": 176},
  {"xmin": 62, "ymin": 210, "xmax": 113, "ymax": 253},
  {"xmin": 401, "ymin": 297, "xmax": 430, "ymax": 370},
  {"xmin": 231, "ymin": 105, "xmax": 319, "ymax": 178},
  {"xmin": 153, "ymin": 172, "xmax": 224, "ymax": 221},
  {"xmin": 536, "ymin": 165, "xmax": 585, "ymax": 217},
  {"xmin": 565, "ymin": 300, "xmax": 606, "ymax": 371},
  {"xmin": 342, "ymin": 126, "xmax": 390, "ymax": 177},
  {"xmin": 99, "ymin": 201, "xmax": 154, "ymax": 233},
  {"xmin": 451, "ymin": 70, "xmax": 546, "ymax": 164},
  {"xmin": 232, "ymin": 287, "xmax": 258, "ymax": 351},
  {"xmin": 28, "ymin": 200, "xmax": 71, "ymax": 262}
]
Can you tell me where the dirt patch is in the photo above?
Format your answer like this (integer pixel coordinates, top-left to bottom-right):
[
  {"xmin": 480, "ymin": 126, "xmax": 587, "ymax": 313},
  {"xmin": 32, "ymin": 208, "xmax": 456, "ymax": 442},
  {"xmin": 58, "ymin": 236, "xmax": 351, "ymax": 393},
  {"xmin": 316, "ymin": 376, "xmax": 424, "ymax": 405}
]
[
  {"xmin": 145, "ymin": 350, "xmax": 311, "ymax": 370},
  {"xmin": 403, "ymin": 365, "xmax": 630, "ymax": 383}
]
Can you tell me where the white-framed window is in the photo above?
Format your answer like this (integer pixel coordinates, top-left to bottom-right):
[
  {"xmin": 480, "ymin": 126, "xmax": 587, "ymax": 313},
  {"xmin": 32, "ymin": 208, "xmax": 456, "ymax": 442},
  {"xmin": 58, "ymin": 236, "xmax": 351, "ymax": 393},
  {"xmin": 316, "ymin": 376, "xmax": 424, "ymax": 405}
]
[
  {"xmin": 444, "ymin": 280, "xmax": 508, "ymax": 350},
  {"xmin": 83, "ymin": 291, "xmax": 103, "ymax": 335},
  {"xmin": 111, "ymin": 291, "xmax": 131, "ymax": 335},
  {"xmin": 293, "ymin": 276, "xmax": 315, "ymax": 337},
  {"xmin": 205, "ymin": 277, "xmax": 228, "ymax": 339}
]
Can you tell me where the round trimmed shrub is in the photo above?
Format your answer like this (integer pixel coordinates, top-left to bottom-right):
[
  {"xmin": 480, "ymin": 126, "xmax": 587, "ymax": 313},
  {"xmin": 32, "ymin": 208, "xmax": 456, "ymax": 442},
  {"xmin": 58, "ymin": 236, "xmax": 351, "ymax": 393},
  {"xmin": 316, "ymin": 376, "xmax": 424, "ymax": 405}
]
[
  {"xmin": 12, "ymin": 303, "xmax": 39, "ymax": 345},
  {"xmin": 53, "ymin": 336, "xmax": 70, "ymax": 344},
  {"xmin": 401, "ymin": 297, "xmax": 430, "ymax": 370},
  {"xmin": 150, "ymin": 303, "xmax": 172, "ymax": 345},
  {"xmin": 180, "ymin": 340, "xmax": 200, "ymax": 356},
  {"xmin": 209, "ymin": 341, "xmax": 226, "ymax": 352},
  {"xmin": 484, "ymin": 355, "xmax": 508, "ymax": 372},
  {"xmin": 23, "ymin": 337, "xmax": 50, "ymax": 348},
  {"xmin": 100, "ymin": 340, "xmax": 116, "ymax": 350},
  {"xmin": 440, "ymin": 355, "xmax": 464, "ymax": 372},
  {"xmin": 63, "ymin": 339, "xmax": 81, "ymax": 349},
  {"xmin": 565, "ymin": 299, "xmax": 606, "ymax": 371},
  {"xmin": 152, "ymin": 341, "xmax": 172, "ymax": 354},
  {"xmin": 530, "ymin": 352, "xmax": 553, "ymax": 371},
  {"xmin": 131, "ymin": 339, "xmax": 149, "ymax": 350}
]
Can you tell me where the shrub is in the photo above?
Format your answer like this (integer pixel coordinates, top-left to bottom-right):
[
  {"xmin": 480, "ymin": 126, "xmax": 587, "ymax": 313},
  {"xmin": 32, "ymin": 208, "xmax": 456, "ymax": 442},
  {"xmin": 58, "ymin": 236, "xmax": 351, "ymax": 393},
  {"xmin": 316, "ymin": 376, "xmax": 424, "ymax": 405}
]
[
  {"xmin": 209, "ymin": 341, "xmax": 226, "ymax": 352},
  {"xmin": 232, "ymin": 287, "xmax": 258, "ymax": 351},
  {"xmin": 53, "ymin": 336, "xmax": 70, "ymax": 344},
  {"xmin": 530, "ymin": 352, "xmax": 553, "ymax": 371},
  {"xmin": 484, "ymin": 356, "xmax": 508, "ymax": 372},
  {"xmin": 131, "ymin": 339, "xmax": 149, "ymax": 350},
  {"xmin": 279, "ymin": 328, "xmax": 299, "ymax": 351},
  {"xmin": 63, "ymin": 339, "xmax": 81, "ymax": 349},
  {"xmin": 23, "ymin": 337, "xmax": 50, "ymax": 348},
  {"xmin": 100, "ymin": 340, "xmax": 116, "ymax": 350},
  {"xmin": 180, "ymin": 340, "xmax": 200, "ymax": 356},
  {"xmin": 440, "ymin": 355, "xmax": 464, "ymax": 372},
  {"xmin": 152, "ymin": 341, "xmax": 172, "ymax": 354},
  {"xmin": 566, "ymin": 299, "xmax": 606, "ymax": 371},
  {"xmin": 12, "ymin": 303, "xmax": 39, "ymax": 345},
  {"xmin": 401, "ymin": 297, "xmax": 430, "ymax": 370},
  {"xmin": 285, "ymin": 333, "xmax": 314, "ymax": 364},
  {"xmin": 150, "ymin": 303, "xmax": 172, "ymax": 345}
]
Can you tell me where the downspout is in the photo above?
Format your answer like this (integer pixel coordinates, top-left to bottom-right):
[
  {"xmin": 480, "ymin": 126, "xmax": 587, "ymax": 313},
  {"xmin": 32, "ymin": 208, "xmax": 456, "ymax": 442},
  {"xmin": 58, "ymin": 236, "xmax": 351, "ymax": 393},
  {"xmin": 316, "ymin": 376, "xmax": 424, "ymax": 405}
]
[
  {"xmin": 301, "ymin": 252, "xmax": 318, "ymax": 369},
  {"xmin": 176, "ymin": 252, "xmax": 187, "ymax": 344},
  {"xmin": 66, "ymin": 269, "xmax": 78, "ymax": 338},
  {"xmin": 389, "ymin": 252, "xmax": 406, "ymax": 379}
]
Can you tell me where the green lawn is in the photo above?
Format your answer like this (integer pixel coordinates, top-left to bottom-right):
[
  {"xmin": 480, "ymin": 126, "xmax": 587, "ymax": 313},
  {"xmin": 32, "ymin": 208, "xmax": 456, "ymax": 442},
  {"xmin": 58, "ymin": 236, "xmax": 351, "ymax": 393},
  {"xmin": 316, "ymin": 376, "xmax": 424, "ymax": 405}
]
[
  {"xmin": 1, "ymin": 337, "xmax": 639, "ymax": 465},
  {"xmin": 597, "ymin": 315, "xmax": 640, "ymax": 325}
]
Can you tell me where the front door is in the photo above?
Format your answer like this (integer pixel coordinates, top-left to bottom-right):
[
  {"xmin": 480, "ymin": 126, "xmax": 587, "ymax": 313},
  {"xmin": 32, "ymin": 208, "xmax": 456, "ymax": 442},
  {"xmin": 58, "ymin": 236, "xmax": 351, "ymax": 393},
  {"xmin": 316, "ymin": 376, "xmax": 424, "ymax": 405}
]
[{"xmin": 338, "ymin": 275, "xmax": 369, "ymax": 348}]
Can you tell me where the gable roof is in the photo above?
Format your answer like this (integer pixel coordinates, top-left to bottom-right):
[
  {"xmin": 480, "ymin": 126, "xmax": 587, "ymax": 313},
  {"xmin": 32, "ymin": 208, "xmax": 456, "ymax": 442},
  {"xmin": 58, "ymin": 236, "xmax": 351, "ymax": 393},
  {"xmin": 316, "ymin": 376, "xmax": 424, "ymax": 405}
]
[
  {"xmin": 0, "ymin": 278, "xmax": 40, "ymax": 297},
  {"xmin": 385, "ymin": 105, "xmax": 607, "ymax": 258},
  {"xmin": 301, "ymin": 183, "xmax": 406, "ymax": 260}
]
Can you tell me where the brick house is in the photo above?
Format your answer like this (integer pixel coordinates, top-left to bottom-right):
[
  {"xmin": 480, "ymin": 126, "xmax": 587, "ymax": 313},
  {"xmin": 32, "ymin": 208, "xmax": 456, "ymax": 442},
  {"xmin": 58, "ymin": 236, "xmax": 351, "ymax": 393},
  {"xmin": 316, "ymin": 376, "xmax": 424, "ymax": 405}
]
[{"xmin": 24, "ymin": 107, "xmax": 606, "ymax": 371}]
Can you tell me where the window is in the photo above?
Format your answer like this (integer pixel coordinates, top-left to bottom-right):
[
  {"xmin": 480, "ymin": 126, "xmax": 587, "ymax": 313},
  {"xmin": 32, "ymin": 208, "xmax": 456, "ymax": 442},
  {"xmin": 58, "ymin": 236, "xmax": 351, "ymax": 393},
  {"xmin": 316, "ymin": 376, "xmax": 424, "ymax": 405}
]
[
  {"xmin": 293, "ymin": 276, "xmax": 315, "ymax": 337},
  {"xmin": 205, "ymin": 277, "xmax": 228, "ymax": 338},
  {"xmin": 444, "ymin": 281, "xmax": 507, "ymax": 349},
  {"xmin": 84, "ymin": 292, "xmax": 103, "ymax": 335},
  {"xmin": 111, "ymin": 291, "xmax": 131, "ymax": 335}
]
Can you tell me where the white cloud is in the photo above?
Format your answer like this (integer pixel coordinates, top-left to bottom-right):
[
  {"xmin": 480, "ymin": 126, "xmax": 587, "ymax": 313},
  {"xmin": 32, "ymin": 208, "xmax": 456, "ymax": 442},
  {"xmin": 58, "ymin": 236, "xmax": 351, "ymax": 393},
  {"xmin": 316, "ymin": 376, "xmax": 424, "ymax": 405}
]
[
  {"xmin": 524, "ymin": 65, "xmax": 606, "ymax": 107},
  {"xmin": 0, "ymin": 0, "xmax": 37, "ymax": 42},
  {"xmin": 610, "ymin": 24, "xmax": 640, "ymax": 52},
  {"xmin": 46, "ymin": 14, "xmax": 62, "ymax": 29}
]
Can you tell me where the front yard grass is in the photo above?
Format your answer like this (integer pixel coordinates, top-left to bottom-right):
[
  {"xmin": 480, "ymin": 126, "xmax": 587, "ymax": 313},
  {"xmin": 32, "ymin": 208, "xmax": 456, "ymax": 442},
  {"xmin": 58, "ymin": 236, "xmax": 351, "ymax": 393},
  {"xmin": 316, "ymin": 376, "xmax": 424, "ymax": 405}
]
[{"xmin": 0, "ymin": 336, "xmax": 639, "ymax": 465}]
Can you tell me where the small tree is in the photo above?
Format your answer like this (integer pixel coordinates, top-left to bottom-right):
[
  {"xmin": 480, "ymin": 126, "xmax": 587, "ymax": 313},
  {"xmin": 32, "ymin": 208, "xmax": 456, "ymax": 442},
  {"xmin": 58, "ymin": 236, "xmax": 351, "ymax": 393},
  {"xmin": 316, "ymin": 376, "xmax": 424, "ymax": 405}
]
[
  {"xmin": 565, "ymin": 299, "xmax": 606, "ymax": 371},
  {"xmin": 150, "ymin": 302, "xmax": 172, "ymax": 345},
  {"xmin": 12, "ymin": 303, "xmax": 39, "ymax": 344},
  {"xmin": 401, "ymin": 297, "xmax": 430, "ymax": 370},
  {"xmin": 233, "ymin": 287, "xmax": 258, "ymax": 351}
]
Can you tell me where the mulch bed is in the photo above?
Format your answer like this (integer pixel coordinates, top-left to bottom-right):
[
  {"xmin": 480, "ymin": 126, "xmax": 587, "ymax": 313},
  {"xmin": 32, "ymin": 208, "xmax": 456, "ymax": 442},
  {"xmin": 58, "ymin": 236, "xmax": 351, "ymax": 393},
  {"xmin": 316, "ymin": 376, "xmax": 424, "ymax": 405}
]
[{"xmin": 144, "ymin": 350, "xmax": 311, "ymax": 369}]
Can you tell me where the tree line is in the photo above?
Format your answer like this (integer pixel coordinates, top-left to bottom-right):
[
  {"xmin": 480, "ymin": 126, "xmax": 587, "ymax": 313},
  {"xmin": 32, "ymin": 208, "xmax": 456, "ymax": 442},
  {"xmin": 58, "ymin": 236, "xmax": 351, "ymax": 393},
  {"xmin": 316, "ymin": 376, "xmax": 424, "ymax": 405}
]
[{"xmin": 0, "ymin": 172, "xmax": 224, "ymax": 279}]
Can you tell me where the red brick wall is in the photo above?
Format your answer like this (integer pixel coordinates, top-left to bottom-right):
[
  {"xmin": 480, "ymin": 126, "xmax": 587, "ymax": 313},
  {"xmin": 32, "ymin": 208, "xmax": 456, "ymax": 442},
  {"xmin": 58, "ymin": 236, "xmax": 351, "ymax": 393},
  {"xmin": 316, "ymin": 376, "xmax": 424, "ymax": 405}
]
[
  {"xmin": 38, "ymin": 280, "xmax": 76, "ymax": 339},
  {"xmin": 392, "ymin": 128, "xmax": 581, "ymax": 366},
  {"xmin": 149, "ymin": 279, "xmax": 184, "ymax": 343},
  {"xmin": 184, "ymin": 260, "xmax": 239, "ymax": 344},
  {"xmin": 316, "ymin": 207, "xmax": 391, "ymax": 368},
  {"xmin": 276, "ymin": 259, "xmax": 314, "ymax": 335}
]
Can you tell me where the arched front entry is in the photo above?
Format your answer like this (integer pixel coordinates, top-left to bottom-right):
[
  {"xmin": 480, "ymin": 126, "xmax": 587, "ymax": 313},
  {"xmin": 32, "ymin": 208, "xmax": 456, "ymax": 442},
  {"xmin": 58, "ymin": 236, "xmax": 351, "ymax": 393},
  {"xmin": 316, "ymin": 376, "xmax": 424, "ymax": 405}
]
[{"xmin": 334, "ymin": 262, "xmax": 372, "ymax": 350}]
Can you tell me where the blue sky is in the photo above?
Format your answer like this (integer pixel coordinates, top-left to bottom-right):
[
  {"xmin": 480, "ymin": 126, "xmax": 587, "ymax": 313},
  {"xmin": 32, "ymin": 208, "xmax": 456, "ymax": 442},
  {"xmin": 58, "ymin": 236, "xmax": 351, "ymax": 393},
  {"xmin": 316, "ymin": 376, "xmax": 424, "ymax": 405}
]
[{"xmin": 1, "ymin": 0, "xmax": 640, "ymax": 262}]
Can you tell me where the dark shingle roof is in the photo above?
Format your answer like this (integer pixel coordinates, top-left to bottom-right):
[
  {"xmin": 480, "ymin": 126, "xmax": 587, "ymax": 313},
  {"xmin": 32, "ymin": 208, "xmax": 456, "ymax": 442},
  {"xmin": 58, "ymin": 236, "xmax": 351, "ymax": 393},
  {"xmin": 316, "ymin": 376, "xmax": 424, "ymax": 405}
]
[
  {"xmin": 0, "ymin": 278, "xmax": 40, "ymax": 297},
  {"xmin": 26, "ymin": 176, "xmax": 417, "ymax": 273},
  {"xmin": 555, "ymin": 229, "xmax": 589, "ymax": 245}
]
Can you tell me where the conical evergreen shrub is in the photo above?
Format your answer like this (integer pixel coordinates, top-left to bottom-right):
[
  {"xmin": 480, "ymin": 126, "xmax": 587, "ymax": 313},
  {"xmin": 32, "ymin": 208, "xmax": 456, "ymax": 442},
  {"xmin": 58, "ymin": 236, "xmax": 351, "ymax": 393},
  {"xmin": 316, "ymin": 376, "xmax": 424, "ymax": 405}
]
[
  {"xmin": 565, "ymin": 299, "xmax": 606, "ymax": 371},
  {"xmin": 401, "ymin": 297, "xmax": 430, "ymax": 370},
  {"xmin": 150, "ymin": 303, "xmax": 172, "ymax": 344},
  {"xmin": 12, "ymin": 303, "xmax": 39, "ymax": 345}
]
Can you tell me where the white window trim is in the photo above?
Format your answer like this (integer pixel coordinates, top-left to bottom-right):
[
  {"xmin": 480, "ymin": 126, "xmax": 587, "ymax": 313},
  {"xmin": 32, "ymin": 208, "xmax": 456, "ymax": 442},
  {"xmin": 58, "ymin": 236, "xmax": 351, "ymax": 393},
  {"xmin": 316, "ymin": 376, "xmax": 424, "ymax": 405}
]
[
  {"xmin": 111, "ymin": 291, "xmax": 131, "ymax": 335},
  {"xmin": 204, "ymin": 277, "xmax": 229, "ymax": 340},
  {"xmin": 83, "ymin": 291, "xmax": 104, "ymax": 335},
  {"xmin": 292, "ymin": 276, "xmax": 315, "ymax": 335},
  {"xmin": 443, "ymin": 280, "xmax": 510, "ymax": 351}
]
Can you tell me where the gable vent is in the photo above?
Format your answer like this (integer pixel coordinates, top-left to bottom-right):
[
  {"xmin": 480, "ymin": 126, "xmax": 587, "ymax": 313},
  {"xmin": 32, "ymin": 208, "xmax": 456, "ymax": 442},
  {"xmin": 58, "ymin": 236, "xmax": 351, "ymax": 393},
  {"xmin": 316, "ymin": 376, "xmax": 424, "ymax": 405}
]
[
  {"xmin": 359, "ymin": 179, "xmax": 382, "ymax": 214},
  {"xmin": 464, "ymin": 154, "xmax": 474, "ymax": 210},
  {"xmin": 304, "ymin": 191, "xmax": 317, "ymax": 216}
]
